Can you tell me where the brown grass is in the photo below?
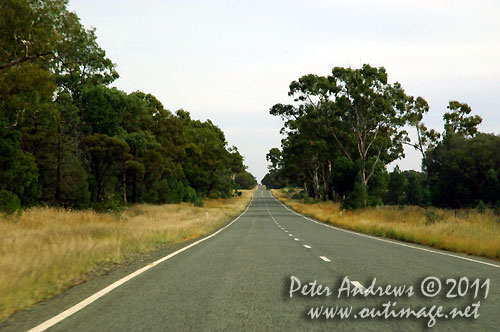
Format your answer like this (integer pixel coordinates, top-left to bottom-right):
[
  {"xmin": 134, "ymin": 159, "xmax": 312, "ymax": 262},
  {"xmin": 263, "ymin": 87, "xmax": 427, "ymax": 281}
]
[
  {"xmin": 272, "ymin": 189, "xmax": 500, "ymax": 261},
  {"xmin": 0, "ymin": 189, "xmax": 254, "ymax": 321}
]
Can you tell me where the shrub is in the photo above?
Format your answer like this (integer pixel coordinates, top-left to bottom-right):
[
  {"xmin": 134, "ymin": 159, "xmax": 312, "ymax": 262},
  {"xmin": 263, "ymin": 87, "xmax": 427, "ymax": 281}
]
[
  {"xmin": 476, "ymin": 199, "xmax": 486, "ymax": 214},
  {"xmin": 92, "ymin": 194, "xmax": 124, "ymax": 215},
  {"xmin": 0, "ymin": 190, "xmax": 22, "ymax": 215},
  {"xmin": 424, "ymin": 210, "xmax": 441, "ymax": 226},
  {"xmin": 342, "ymin": 182, "xmax": 367, "ymax": 210}
]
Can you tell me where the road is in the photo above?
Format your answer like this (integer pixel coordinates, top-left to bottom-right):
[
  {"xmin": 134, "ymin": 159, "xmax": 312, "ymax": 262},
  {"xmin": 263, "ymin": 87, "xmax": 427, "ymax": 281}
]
[{"xmin": 2, "ymin": 186, "xmax": 500, "ymax": 331}]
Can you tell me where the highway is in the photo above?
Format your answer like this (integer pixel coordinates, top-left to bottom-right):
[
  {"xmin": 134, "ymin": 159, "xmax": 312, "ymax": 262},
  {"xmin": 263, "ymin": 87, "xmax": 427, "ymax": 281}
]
[{"xmin": 3, "ymin": 186, "xmax": 499, "ymax": 331}]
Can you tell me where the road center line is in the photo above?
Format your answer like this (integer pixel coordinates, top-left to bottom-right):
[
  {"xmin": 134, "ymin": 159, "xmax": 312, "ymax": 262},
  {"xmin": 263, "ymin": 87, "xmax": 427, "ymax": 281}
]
[
  {"xmin": 319, "ymin": 256, "xmax": 331, "ymax": 262},
  {"xmin": 273, "ymin": 195, "xmax": 500, "ymax": 269}
]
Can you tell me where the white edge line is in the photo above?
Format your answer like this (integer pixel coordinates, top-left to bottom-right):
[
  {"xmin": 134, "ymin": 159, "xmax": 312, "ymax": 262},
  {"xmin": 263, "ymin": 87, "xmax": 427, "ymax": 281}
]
[
  {"xmin": 272, "ymin": 195, "xmax": 500, "ymax": 269},
  {"xmin": 27, "ymin": 192, "xmax": 256, "ymax": 332}
]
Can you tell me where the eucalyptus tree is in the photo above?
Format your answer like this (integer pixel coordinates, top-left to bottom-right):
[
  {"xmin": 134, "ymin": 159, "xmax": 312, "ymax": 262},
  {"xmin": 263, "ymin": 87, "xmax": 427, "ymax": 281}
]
[{"xmin": 271, "ymin": 64, "xmax": 414, "ymax": 205}]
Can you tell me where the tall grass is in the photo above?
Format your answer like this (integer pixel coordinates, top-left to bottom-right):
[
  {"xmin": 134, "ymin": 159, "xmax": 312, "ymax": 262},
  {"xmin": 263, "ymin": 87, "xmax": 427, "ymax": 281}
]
[
  {"xmin": 0, "ymin": 189, "xmax": 254, "ymax": 321},
  {"xmin": 272, "ymin": 189, "xmax": 500, "ymax": 261}
]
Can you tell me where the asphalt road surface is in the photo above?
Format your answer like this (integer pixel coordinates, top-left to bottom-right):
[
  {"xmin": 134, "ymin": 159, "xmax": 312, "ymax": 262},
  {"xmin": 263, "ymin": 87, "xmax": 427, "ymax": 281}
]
[{"xmin": 3, "ymin": 186, "xmax": 500, "ymax": 331}]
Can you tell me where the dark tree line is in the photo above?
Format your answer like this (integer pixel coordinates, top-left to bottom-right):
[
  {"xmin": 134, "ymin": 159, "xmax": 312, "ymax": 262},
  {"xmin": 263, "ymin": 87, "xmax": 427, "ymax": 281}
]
[
  {"xmin": 263, "ymin": 64, "xmax": 496, "ymax": 209},
  {"xmin": 0, "ymin": 0, "xmax": 256, "ymax": 213}
]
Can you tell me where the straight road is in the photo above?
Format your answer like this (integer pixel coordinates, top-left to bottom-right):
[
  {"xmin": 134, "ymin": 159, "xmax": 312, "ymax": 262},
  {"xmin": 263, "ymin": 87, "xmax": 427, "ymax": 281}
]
[{"xmin": 4, "ymin": 186, "xmax": 500, "ymax": 331}]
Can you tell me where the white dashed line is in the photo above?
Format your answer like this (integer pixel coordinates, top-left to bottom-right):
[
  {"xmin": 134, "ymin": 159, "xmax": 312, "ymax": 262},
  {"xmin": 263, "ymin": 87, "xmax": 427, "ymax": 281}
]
[
  {"xmin": 285, "ymin": 230, "xmax": 288, "ymax": 233},
  {"xmin": 319, "ymin": 256, "xmax": 331, "ymax": 262},
  {"xmin": 289, "ymin": 234, "xmax": 293, "ymax": 237},
  {"xmin": 303, "ymin": 245, "xmax": 311, "ymax": 249},
  {"xmin": 272, "ymin": 195, "xmax": 500, "ymax": 269},
  {"xmin": 294, "ymin": 238, "xmax": 299, "ymax": 241}
]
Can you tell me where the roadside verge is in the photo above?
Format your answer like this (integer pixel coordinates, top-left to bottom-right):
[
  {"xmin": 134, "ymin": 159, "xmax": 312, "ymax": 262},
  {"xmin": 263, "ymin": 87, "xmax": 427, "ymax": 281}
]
[
  {"xmin": 271, "ymin": 189, "xmax": 500, "ymax": 263},
  {"xmin": 0, "ymin": 188, "xmax": 255, "ymax": 325}
]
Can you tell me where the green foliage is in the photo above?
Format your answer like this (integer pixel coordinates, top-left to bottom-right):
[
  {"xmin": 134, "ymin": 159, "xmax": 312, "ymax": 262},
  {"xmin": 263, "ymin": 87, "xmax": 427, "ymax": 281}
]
[
  {"xmin": 405, "ymin": 171, "xmax": 424, "ymax": 206},
  {"xmin": 235, "ymin": 171, "xmax": 257, "ymax": 189},
  {"xmin": 385, "ymin": 166, "xmax": 407, "ymax": 205},
  {"xmin": 342, "ymin": 182, "xmax": 367, "ymax": 210},
  {"xmin": 0, "ymin": 190, "xmax": 22, "ymax": 215},
  {"xmin": 425, "ymin": 133, "xmax": 500, "ymax": 208},
  {"xmin": 480, "ymin": 169, "xmax": 500, "ymax": 205},
  {"xmin": 444, "ymin": 101, "xmax": 482, "ymax": 138},
  {"xmin": 475, "ymin": 200, "xmax": 486, "ymax": 214},
  {"xmin": 424, "ymin": 210, "xmax": 441, "ymax": 226},
  {"xmin": 493, "ymin": 200, "xmax": 500, "ymax": 217},
  {"xmin": 0, "ymin": 1, "xmax": 251, "ymax": 211},
  {"xmin": 92, "ymin": 194, "xmax": 125, "ymax": 215}
]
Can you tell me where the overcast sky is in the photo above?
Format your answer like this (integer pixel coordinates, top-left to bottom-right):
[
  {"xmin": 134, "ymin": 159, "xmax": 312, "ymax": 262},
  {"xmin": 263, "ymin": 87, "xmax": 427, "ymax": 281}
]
[{"xmin": 69, "ymin": 0, "xmax": 500, "ymax": 182}]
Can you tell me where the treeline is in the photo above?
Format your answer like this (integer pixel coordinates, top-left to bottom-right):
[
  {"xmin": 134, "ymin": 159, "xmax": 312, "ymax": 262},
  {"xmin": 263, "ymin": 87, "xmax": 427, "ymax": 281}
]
[
  {"xmin": 0, "ymin": 0, "xmax": 256, "ymax": 213},
  {"xmin": 263, "ymin": 64, "xmax": 499, "ymax": 209}
]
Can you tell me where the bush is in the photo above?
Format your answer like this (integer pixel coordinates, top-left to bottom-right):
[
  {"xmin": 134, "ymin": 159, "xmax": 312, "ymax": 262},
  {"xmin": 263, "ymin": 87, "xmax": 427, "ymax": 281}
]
[
  {"xmin": 424, "ymin": 210, "xmax": 441, "ymax": 226},
  {"xmin": 367, "ymin": 195, "xmax": 383, "ymax": 207},
  {"xmin": 93, "ymin": 194, "xmax": 124, "ymax": 215},
  {"xmin": 0, "ymin": 190, "xmax": 22, "ymax": 215},
  {"xmin": 475, "ymin": 200, "xmax": 486, "ymax": 214},
  {"xmin": 342, "ymin": 182, "xmax": 367, "ymax": 210},
  {"xmin": 184, "ymin": 186, "xmax": 203, "ymax": 207},
  {"xmin": 292, "ymin": 190, "xmax": 307, "ymax": 200},
  {"xmin": 494, "ymin": 200, "xmax": 500, "ymax": 217}
]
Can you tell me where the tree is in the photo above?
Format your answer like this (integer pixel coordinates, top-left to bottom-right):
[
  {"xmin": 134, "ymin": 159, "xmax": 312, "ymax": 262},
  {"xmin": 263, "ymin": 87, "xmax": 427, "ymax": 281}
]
[
  {"xmin": 425, "ymin": 133, "xmax": 500, "ymax": 207},
  {"xmin": 0, "ymin": 0, "xmax": 65, "ymax": 69},
  {"xmin": 235, "ymin": 171, "xmax": 257, "ymax": 190},
  {"xmin": 385, "ymin": 166, "xmax": 407, "ymax": 205},
  {"xmin": 270, "ymin": 65, "xmax": 413, "ymax": 206},
  {"xmin": 405, "ymin": 96, "xmax": 441, "ymax": 169},
  {"xmin": 83, "ymin": 134, "xmax": 130, "ymax": 201},
  {"xmin": 443, "ymin": 101, "xmax": 482, "ymax": 137},
  {"xmin": 480, "ymin": 169, "xmax": 500, "ymax": 205},
  {"xmin": 405, "ymin": 171, "xmax": 424, "ymax": 206}
]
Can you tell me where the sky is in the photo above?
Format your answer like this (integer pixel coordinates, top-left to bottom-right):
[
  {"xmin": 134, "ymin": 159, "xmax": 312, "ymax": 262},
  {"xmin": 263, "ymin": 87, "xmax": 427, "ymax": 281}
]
[{"xmin": 68, "ymin": 0, "xmax": 500, "ymax": 182}]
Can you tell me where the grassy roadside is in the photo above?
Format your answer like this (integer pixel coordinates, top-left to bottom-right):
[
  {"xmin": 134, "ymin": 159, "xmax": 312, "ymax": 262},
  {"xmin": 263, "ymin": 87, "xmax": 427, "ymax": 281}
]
[
  {"xmin": 271, "ymin": 188, "xmax": 500, "ymax": 262},
  {"xmin": 0, "ymin": 189, "xmax": 255, "ymax": 321}
]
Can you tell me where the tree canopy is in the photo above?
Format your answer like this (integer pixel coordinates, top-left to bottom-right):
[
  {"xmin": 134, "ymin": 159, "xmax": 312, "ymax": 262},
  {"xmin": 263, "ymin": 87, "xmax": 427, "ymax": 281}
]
[
  {"xmin": 266, "ymin": 64, "xmax": 488, "ymax": 210},
  {"xmin": 0, "ymin": 0, "xmax": 254, "ymax": 213}
]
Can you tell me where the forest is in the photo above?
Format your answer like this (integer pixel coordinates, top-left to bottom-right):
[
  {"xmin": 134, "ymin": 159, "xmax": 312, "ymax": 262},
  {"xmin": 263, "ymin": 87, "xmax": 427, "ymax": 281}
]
[
  {"xmin": 0, "ymin": 0, "xmax": 256, "ymax": 214},
  {"xmin": 263, "ymin": 64, "xmax": 500, "ymax": 210}
]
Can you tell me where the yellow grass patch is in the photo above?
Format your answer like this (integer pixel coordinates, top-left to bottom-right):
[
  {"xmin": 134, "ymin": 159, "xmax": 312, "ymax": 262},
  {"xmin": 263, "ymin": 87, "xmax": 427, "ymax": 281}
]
[
  {"xmin": 272, "ymin": 189, "xmax": 500, "ymax": 261},
  {"xmin": 0, "ymin": 189, "xmax": 254, "ymax": 321}
]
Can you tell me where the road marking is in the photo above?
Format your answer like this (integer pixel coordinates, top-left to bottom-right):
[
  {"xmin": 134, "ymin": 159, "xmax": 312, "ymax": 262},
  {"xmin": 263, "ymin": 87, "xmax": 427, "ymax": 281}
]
[
  {"xmin": 289, "ymin": 234, "xmax": 293, "ymax": 236},
  {"xmin": 319, "ymin": 256, "xmax": 331, "ymax": 262},
  {"xmin": 27, "ymin": 191, "xmax": 257, "ymax": 332},
  {"xmin": 285, "ymin": 230, "xmax": 288, "ymax": 233},
  {"xmin": 294, "ymin": 238, "xmax": 299, "ymax": 241},
  {"xmin": 273, "ymin": 196, "xmax": 500, "ymax": 269},
  {"xmin": 350, "ymin": 280, "xmax": 368, "ymax": 294},
  {"xmin": 303, "ymin": 245, "xmax": 311, "ymax": 248}
]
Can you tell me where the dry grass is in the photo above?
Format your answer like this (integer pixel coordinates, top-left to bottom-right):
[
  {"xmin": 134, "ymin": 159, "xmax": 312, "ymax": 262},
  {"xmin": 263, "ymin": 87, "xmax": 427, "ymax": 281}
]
[
  {"xmin": 272, "ymin": 189, "xmax": 500, "ymax": 261},
  {"xmin": 0, "ymin": 189, "xmax": 254, "ymax": 321}
]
